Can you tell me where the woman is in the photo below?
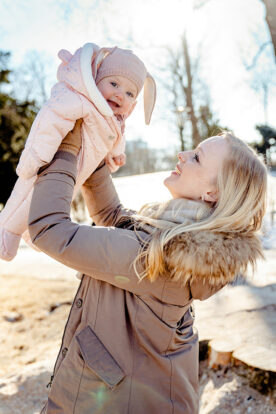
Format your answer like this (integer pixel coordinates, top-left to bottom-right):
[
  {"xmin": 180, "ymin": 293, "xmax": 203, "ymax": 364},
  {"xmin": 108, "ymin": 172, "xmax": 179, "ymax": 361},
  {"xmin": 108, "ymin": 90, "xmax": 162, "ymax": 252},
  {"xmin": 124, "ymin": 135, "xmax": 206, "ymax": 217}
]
[{"xmin": 29, "ymin": 120, "xmax": 267, "ymax": 414}]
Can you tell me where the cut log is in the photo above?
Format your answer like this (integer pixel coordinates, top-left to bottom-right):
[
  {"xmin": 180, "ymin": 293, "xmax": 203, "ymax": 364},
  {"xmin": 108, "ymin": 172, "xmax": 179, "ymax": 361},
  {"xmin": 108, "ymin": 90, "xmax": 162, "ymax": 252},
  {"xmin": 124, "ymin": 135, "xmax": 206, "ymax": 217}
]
[
  {"xmin": 208, "ymin": 338, "xmax": 234, "ymax": 368},
  {"xmin": 194, "ymin": 281, "xmax": 276, "ymax": 373}
]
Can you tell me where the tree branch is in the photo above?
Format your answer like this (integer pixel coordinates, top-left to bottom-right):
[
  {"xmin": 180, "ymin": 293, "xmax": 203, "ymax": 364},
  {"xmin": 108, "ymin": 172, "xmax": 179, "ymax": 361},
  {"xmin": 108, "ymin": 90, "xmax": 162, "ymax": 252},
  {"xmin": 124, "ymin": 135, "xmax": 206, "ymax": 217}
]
[{"xmin": 245, "ymin": 41, "xmax": 272, "ymax": 70}]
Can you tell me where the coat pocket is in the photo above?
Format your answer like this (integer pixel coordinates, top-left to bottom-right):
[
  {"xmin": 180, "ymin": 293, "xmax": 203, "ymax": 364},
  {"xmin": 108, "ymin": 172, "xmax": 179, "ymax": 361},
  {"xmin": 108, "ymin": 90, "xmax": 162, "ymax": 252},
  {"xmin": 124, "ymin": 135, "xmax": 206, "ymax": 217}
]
[{"xmin": 76, "ymin": 325, "xmax": 125, "ymax": 389}]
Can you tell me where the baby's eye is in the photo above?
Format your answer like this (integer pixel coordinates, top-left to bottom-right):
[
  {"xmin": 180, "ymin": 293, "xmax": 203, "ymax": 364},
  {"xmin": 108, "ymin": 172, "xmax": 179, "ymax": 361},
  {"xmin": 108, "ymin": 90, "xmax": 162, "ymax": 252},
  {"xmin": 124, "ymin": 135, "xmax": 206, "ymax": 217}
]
[
  {"xmin": 110, "ymin": 81, "xmax": 117, "ymax": 87},
  {"xmin": 127, "ymin": 91, "xmax": 134, "ymax": 98},
  {"xmin": 193, "ymin": 153, "xmax": 200, "ymax": 163}
]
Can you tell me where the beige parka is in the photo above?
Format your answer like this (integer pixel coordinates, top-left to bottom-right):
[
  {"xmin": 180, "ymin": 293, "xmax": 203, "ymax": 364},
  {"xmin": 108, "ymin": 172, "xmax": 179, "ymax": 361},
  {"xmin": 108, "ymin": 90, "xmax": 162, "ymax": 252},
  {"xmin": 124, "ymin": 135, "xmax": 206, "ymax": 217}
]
[{"xmin": 28, "ymin": 151, "xmax": 262, "ymax": 414}]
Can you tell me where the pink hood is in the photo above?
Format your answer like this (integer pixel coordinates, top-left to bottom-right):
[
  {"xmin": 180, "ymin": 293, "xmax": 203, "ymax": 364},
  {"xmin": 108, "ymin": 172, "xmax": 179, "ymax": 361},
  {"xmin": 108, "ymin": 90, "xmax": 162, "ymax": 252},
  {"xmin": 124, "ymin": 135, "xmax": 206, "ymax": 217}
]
[{"xmin": 57, "ymin": 43, "xmax": 113, "ymax": 118}]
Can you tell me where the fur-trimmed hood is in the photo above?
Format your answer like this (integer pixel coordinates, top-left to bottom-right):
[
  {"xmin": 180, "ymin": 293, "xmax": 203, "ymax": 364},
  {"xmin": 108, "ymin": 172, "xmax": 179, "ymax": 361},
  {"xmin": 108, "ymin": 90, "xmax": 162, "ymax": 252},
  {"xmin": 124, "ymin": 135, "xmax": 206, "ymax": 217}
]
[
  {"xmin": 57, "ymin": 43, "xmax": 113, "ymax": 117},
  {"xmin": 134, "ymin": 198, "xmax": 264, "ymax": 287},
  {"xmin": 164, "ymin": 229, "xmax": 263, "ymax": 286}
]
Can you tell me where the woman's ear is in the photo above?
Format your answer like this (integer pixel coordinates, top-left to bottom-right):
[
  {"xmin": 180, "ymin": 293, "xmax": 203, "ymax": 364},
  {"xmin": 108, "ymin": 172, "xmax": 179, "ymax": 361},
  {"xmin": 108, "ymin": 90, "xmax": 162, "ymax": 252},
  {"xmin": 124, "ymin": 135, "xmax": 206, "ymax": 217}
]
[{"xmin": 203, "ymin": 189, "xmax": 218, "ymax": 203}]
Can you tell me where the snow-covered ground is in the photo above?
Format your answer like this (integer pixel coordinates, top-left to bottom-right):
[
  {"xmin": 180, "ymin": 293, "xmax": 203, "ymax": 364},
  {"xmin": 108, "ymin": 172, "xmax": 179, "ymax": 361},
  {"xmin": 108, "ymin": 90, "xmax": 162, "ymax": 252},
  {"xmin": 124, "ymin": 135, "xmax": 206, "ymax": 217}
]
[{"xmin": 109, "ymin": 170, "xmax": 171, "ymax": 209}]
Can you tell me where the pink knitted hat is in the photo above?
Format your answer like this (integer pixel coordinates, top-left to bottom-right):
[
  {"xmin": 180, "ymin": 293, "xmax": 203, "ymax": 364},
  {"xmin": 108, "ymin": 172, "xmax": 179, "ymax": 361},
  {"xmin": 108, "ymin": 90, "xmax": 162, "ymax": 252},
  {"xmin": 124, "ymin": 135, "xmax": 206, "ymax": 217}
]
[
  {"xmin": 95, "ymin": 47, "xmax": 147, "ymax": 95},
  {"xmin": 95, "ymin": 47, "xmax": 156, "ymax": 124}
]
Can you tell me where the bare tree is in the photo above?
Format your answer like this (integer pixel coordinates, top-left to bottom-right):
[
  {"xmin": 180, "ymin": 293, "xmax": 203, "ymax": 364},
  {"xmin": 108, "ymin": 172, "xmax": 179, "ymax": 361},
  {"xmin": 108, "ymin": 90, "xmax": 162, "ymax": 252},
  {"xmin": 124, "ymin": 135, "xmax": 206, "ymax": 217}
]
[
  {"xmin": 244, "ymin": 41, "xmax": 272, "ymax": 70},
  {"xmin": 197, "ymin": 103, "xmax": 228, "ymax": 139},
  {"xmin": 167, "ymin": 33, "xmax": 201, "ymax": 149},
  {"xmin": 262, "ymin": 0, "xmax": 276, "ymax": 57},
  {"xmin": 241, "ymin": 1, "xmax": 276, "ymax": 125},
  {"xmin": 11, "ymin": 51, "xmax": 55, "ymax": 106},
  {"xmin": 166, "ymin": 33, "xmax": 223, "ymax": 150},
  {"xmin": 243, "ymin": 30, "xmax": 276, "ymax": 125},
  {"xmin": 181, "ymin": 34, "xmax": 201, "ymax": 147}
]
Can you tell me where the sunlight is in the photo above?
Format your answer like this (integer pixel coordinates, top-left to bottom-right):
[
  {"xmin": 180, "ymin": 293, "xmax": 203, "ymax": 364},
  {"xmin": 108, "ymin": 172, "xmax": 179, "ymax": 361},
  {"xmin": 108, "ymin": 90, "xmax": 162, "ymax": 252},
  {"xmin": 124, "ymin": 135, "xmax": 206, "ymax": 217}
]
[{"xmin": 130, "ymin": 0, "xmax": 195, "ymax": 46}]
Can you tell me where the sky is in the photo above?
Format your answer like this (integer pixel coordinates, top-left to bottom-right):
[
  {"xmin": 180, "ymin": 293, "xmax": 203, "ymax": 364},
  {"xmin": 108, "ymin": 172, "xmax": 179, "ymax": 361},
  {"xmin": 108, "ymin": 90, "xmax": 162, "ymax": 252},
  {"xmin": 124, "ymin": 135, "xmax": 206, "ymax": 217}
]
[{"xmin": 0, "ymin": 0, "xmax": 275, "ymax": 151}]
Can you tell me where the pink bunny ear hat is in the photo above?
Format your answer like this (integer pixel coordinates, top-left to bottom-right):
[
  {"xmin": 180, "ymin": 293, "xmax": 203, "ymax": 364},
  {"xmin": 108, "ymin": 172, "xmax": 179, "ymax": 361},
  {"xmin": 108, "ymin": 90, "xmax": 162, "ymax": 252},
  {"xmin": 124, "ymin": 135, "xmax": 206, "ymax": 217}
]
[
  {"xmin": 58, "ymin": 43, "xmax": 156, "ymax": 124},
  {"xmin": 95, "ymin": 47, "xmax": 156, "ymax": 125}
]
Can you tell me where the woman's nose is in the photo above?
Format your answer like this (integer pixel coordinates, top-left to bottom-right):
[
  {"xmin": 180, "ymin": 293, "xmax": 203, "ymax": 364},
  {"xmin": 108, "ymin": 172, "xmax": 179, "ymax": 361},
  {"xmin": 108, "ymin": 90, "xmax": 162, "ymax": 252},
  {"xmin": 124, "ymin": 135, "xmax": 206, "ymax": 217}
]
[{"xmin": 177, "ymin": 152, "xmax": 187, "ymax": 162}]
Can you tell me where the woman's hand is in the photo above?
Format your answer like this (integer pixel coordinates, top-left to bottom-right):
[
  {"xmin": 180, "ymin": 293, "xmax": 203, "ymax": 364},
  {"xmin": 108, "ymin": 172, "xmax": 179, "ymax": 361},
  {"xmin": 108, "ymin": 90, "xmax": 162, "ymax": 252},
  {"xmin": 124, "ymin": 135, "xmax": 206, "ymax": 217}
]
[{"xmin": 58, "ymin": 118, "xmax": 83, "ymax": 156}]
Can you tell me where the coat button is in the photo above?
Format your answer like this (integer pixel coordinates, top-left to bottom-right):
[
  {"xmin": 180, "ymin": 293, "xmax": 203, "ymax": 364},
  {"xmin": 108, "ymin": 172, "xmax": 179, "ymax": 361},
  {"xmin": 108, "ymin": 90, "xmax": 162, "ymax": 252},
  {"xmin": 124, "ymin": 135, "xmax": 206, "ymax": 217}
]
[
  {"xmin": 62, "ymin": 347, "xmax": 68, "ymax": 357},
  {"xmin": 76, "ymin": 298, "xmax": 83, "ymax": 308}
]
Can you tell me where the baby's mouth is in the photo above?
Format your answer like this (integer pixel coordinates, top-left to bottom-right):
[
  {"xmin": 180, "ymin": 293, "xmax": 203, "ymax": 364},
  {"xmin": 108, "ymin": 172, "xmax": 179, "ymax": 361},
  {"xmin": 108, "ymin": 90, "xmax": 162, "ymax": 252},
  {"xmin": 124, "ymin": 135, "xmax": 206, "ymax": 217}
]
[{"xmin": 107, "ymin": 100, "xmax": 120, "ymax": 109}]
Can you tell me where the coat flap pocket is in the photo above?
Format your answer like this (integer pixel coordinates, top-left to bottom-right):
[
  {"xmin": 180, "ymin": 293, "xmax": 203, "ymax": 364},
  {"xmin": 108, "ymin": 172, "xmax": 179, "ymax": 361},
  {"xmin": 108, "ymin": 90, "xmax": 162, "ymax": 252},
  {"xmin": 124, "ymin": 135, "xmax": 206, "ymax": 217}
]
[{"xmin": 76, "ymin": 325, "xmax": 125, "ymax": 388}]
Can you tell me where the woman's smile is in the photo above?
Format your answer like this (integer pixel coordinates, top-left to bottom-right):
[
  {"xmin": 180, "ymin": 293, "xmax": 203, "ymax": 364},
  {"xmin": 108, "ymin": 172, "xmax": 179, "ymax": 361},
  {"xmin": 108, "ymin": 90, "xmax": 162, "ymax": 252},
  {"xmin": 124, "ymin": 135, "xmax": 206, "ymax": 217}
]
[
  {"xmin": 171, "ymin": 164, "xmax": 181, "ymax": 176},
  {"xmin": 175, "ymin": 164, "xmax": 182, "ymax": 175}
]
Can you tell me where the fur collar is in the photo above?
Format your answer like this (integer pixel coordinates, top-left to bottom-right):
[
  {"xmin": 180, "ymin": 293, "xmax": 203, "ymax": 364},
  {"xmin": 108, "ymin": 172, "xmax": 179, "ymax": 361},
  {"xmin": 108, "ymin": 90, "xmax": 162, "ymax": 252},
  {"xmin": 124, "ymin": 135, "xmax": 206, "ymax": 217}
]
[
  {"xmin": 164, "ymin": 229, "xmax": 263, "ymax": 286},
  {"xmin": 134, "ymin": 198, "xmax": 264, "ymax": 286}
]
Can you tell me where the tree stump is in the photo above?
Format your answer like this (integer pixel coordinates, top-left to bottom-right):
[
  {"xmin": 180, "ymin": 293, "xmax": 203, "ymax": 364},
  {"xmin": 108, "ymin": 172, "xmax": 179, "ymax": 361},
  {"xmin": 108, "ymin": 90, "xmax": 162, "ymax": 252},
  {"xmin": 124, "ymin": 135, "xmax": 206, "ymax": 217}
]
[{"xmin": 208, "ymin": 338, "xmax": 234, "ymax": 368}]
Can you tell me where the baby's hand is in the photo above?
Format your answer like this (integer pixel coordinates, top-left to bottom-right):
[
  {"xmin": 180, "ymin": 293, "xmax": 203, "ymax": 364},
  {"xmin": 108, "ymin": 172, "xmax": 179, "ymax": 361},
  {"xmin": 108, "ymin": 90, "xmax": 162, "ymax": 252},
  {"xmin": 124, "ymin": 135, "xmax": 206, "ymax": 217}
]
[
  {"xmin": 113, "ymin": 154, "xmax": 126, "ymax": 167},
  {"xmin": 105, "ymin": 153, "xmax": 126, "ymax": 172}
]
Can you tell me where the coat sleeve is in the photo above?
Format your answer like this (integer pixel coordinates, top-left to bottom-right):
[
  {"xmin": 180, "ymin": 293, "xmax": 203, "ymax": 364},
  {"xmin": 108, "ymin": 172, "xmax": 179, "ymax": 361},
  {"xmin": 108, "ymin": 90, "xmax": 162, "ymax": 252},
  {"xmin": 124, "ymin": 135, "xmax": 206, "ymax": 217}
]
[
  {"xmin": 16, "ymin": 83, "xmax": 84, "ymax": 180},
  {"xmin": 81, "ymin": 161, "xmax": 136, "ymax": 227},
  {"xmin": 28, "ymin": 151, "xmax": 149, "ymax": 295}
]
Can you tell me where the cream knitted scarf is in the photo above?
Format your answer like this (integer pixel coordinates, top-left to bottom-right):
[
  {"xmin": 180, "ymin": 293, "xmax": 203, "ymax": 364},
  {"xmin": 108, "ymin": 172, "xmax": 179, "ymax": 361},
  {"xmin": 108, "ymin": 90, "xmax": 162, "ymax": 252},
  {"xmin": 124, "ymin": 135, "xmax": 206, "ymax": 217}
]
[{"xmin": 134, "ymin": 198, "xmax": 214, "ymax": 234}]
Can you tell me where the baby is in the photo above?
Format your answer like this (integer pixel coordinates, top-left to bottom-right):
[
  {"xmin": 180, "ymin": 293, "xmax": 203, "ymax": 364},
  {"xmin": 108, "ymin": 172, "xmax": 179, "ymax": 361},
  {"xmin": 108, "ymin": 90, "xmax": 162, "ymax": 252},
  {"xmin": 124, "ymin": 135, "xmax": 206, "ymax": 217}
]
[
  {"xmin": 95, "ymin": 46, "xmax": 156, "ymax": 170},
  {"xmin": 0, "ymin": 43, "xmax": 156, "ymax": 261}
]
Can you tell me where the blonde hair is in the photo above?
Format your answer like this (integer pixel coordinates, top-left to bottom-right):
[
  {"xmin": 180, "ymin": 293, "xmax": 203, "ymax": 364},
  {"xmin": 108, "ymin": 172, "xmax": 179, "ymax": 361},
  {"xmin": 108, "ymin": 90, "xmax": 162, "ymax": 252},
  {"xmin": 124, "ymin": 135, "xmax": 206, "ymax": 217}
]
[{"xmin": 133, "ymin": 132, "xmax": 267, "ymax": 281}]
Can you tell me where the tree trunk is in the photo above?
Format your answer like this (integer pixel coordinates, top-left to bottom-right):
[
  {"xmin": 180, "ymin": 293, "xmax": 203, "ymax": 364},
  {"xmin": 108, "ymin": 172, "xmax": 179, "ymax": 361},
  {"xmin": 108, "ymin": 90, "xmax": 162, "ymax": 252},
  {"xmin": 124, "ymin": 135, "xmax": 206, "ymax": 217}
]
[{"xmin": 182, "ymin": 34, "xmax": 201, "ymax": 148}]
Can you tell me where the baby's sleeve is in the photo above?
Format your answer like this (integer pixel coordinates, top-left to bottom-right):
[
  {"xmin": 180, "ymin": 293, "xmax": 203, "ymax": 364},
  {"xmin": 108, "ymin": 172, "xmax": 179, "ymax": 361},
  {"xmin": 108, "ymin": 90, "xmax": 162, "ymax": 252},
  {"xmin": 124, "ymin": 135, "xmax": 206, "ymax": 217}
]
[
  {"xmin": 108, "ymin": 133, "xmax": 126, "ymax": 157},
  {"xmin": 105, "ymin": 134, "xmax": 126, "ymax": 173},
  {"xmin": 16, "ymin": 82, "xmax": 83, "ymax": 180}
]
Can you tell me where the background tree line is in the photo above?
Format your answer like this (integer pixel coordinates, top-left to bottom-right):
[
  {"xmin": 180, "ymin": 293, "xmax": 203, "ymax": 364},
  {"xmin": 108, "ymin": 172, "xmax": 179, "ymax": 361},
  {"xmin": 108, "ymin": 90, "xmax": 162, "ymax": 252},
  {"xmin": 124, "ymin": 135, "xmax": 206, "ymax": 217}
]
[{"xmin": 0, "ymin": 51, "xmax": 37, "ymax": 208}]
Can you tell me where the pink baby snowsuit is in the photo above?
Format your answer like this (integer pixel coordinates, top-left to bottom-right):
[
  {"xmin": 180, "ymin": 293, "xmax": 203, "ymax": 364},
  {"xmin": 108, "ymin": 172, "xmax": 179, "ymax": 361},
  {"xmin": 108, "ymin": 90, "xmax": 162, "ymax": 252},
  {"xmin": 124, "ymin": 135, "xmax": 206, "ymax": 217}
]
[{"xmin": 0, "ymin": 43, "xmax": 126, "ymax": 261}]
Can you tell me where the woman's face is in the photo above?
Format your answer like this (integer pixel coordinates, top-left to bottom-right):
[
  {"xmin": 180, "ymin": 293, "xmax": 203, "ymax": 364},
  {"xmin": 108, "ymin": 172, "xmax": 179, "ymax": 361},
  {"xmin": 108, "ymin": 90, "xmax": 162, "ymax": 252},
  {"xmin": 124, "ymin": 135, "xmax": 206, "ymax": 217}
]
[{"xmin": 164, "ymin": 136, "xmax": 229, "ymax": 202}]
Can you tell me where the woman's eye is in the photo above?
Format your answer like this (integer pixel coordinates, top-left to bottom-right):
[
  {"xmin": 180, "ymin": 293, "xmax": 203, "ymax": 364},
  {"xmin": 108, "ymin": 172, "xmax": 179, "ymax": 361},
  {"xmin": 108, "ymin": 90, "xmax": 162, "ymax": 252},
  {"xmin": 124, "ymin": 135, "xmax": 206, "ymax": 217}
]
[
  {"xmin": 127, "ymin": 91, "xmax": 134, "ymax": 98},
  {"xmin": 111, "ymin": 82, "xmax": 117, "ymax": 87},
  {"xmin": 193, "ymin": 153, "xmax": 200, "ymax": 163}
]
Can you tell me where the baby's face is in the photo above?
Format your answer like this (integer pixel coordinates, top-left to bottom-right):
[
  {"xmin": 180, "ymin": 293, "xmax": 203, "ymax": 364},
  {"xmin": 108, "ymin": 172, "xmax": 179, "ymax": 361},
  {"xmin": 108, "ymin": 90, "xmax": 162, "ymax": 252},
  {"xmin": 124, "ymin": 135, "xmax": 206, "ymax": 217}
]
[{"xmin": 97, "ymin": 75, "xmax": 137, "ymax": 117}]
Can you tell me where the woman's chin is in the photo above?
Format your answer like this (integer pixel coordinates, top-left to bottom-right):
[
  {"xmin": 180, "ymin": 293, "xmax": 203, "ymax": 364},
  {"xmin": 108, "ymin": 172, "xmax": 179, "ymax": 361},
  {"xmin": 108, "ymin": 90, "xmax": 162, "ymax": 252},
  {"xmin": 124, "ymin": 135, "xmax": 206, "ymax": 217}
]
[
  {"xmin": 163, "ymin": 175, "xmax": 170, "ymax": 186},
  {"xmin": 164, "ymin": 171, "xmax": 177, "ymax": 184},
  {"xmin": 163, "ymin": 175, "xmax": 174, "ymax": 195}
]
